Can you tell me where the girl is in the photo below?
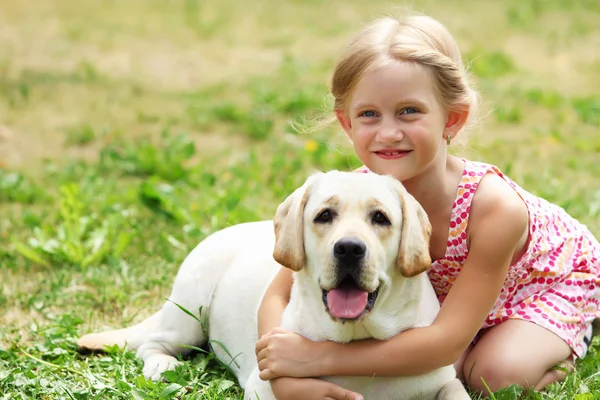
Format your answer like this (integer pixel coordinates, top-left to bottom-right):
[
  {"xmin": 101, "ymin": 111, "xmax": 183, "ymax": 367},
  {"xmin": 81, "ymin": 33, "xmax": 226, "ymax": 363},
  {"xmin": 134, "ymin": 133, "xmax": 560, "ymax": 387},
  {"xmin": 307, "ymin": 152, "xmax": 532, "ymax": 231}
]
[{"xmin": 255, "ymin": 14, "xmax": 600, "ymax": 399}]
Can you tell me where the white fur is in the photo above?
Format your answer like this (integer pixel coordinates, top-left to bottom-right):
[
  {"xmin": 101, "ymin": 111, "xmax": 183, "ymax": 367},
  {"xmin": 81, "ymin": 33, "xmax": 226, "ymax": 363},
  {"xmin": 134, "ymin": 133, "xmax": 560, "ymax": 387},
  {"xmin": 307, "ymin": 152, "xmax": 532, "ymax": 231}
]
[{"xmin": 78, "ymin": 171, "xmax": 470, "ymax": 400}]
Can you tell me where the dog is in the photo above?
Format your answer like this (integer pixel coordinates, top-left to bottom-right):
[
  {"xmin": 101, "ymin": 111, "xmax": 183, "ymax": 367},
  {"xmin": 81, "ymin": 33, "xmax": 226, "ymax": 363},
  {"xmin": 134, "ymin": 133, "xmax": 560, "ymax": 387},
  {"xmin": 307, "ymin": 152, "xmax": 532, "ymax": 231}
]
[{"xmin": 78, "ymin": 170, "xmax": 470, "ymax": 399}]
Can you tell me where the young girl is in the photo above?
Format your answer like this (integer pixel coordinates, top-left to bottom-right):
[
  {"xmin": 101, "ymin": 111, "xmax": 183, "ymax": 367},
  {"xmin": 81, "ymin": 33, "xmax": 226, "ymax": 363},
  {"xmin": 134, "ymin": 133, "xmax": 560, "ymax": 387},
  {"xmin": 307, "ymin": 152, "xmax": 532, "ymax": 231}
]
[{"xmin": 254, "ymin": 14, "xmax": 600, "ymax": 399}]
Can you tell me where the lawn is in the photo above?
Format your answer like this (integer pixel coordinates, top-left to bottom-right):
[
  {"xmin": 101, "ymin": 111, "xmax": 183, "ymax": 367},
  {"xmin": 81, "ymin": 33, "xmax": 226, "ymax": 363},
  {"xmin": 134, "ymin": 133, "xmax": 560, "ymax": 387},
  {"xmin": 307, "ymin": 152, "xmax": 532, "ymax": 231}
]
[{"xmin": 1, "ymin": 0, "xmax": 599, "ymax": 399}]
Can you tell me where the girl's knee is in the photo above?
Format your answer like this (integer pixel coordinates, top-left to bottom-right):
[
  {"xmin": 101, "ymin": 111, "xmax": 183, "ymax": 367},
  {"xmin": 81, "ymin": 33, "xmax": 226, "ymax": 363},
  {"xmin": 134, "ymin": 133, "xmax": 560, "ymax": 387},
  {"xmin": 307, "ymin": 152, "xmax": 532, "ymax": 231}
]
[
  {"xmin": 463, "ymin": 343, "xmax": 546, "ymax": 394},
  {"xmin": 463, "ymin": 352, "xmax": 570, "ymax": 394},
  {"xmin": 463, "ymin": 320, "xmax": 574, "ymax": 394},
  {"xmin": 463, "ymin": 355, "xmax": 524, "ymax": 394}
]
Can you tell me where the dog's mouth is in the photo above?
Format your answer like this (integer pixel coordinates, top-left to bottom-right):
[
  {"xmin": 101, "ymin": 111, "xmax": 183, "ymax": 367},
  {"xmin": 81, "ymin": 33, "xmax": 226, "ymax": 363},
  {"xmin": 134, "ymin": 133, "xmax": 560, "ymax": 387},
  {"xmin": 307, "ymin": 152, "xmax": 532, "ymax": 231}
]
[{"xmin": 321, "ymin": 277, "xmax": 379, "ymax": 321}]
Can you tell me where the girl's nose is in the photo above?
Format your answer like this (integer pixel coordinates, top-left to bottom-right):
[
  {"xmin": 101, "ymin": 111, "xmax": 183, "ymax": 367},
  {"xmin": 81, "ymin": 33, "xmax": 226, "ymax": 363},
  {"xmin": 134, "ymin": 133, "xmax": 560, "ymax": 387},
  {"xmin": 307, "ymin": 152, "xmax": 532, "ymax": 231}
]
[{"xmin": 378, "ymin": 120, "xmax": 403, "ymax": 143}]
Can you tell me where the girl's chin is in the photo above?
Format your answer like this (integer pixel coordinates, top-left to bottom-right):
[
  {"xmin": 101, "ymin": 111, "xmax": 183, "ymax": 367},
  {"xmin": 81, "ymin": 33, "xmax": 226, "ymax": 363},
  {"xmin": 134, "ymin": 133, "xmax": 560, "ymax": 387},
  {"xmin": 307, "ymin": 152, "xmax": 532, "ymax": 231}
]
[
  {"xmin": 367, "ymin": 165, "xmax": 417, "ymax": 183},
  {"xmin": 368, "ymin": 166, "xmax": 403, "ymax": 179}
]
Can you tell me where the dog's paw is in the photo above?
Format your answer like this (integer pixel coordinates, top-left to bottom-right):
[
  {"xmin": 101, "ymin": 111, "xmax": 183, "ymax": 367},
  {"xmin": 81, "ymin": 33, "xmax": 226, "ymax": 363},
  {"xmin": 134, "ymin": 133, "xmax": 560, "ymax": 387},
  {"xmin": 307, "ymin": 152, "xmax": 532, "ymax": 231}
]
[
  {"xmin": 77, "ymin": 332, "xmax": 119, "ymax": 352},
  {"xmin": 142, "ymin": 354, "xmax": 181, "ymax": 381}
]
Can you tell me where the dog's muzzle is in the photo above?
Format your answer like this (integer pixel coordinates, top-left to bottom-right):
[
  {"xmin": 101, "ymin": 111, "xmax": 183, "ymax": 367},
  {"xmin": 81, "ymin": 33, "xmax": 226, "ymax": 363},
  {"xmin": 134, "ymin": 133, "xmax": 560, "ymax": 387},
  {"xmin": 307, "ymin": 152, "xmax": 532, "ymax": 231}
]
[{"xmin": 321, "ymin": 237, "xmax": 379, "ymax": 321}]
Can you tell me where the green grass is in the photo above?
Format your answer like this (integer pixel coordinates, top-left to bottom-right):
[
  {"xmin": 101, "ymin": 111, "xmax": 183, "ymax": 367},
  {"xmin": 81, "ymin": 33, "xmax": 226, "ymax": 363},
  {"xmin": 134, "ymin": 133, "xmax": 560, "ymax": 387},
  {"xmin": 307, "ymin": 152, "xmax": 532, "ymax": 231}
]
[{"xmin": 1, "ymin": 0, "xmax": 599, "ymax": 399}]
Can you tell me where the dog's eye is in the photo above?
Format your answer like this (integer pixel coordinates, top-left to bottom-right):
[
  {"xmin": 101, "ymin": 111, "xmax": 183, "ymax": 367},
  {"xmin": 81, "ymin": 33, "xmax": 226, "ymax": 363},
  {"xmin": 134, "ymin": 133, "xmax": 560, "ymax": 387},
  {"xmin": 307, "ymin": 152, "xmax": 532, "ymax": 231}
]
[
  {"xmin": 371, "ymin": 211, "xmax": 391, "ymax": 226},
  {"xmin": 314, "ymin": 209, "xmax": 335, "ymax": 224}
]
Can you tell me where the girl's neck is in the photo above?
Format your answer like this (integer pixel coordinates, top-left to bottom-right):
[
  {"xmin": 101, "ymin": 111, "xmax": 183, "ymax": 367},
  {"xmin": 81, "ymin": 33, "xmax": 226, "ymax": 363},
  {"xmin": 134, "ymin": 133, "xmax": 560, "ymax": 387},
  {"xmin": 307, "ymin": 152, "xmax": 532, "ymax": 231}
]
[{"xmin": 401, "ymin": 155, "xmax": 464, "ymax": 217}]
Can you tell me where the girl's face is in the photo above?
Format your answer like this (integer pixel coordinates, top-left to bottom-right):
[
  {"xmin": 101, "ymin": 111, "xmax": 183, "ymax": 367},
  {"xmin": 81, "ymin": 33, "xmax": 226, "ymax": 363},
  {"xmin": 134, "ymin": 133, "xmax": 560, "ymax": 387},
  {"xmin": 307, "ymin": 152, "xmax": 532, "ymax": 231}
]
[{"xmin": 337, "ymin": 61, "xmax": 464, "ymax": 183}]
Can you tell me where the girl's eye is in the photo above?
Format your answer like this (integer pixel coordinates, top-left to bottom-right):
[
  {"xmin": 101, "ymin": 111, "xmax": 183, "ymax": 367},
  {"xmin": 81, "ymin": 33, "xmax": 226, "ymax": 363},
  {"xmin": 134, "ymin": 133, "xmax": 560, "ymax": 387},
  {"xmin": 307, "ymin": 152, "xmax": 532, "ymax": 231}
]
[
  {"xmin": 400, "ymin": 107, "xmax": 419, "ymax": 115},
  {"xmin": 359, "ymin": 111, "xmax": 377, "ymax": 118}
]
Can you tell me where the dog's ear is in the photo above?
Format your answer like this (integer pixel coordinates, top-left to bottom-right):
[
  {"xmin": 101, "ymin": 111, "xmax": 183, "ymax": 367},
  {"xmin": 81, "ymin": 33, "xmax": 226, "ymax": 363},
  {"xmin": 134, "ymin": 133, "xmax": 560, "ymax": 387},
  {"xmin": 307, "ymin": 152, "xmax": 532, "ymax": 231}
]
[
  {"xmin": 272, "ymin": 174, "xmax": 318, "ymax": 271},
  {"xmin": 394, "ymin": 182, "xmax": 432, "ymax": 277}
]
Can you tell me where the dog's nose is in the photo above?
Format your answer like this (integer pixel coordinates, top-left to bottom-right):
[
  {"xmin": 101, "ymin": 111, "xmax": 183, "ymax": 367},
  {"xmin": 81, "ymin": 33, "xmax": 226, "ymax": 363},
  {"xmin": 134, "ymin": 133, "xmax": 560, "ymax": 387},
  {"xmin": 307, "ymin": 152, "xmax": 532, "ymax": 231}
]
[{"xmin": 334, "ymin": 237, "xmax": 366, "ymax": 261}]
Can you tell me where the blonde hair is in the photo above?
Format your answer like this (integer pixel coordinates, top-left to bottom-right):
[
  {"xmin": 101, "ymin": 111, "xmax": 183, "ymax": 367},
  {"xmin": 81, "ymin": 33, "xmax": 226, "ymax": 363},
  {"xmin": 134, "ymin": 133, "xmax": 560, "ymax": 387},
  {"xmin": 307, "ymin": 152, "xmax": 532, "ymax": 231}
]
[
  {"xmin": 293, "ymin": 15, "xmax": 480, "ymax": 141},
  {"xmin": 333, "ymin": 15, "xmax": 477, "ymax": 115}
]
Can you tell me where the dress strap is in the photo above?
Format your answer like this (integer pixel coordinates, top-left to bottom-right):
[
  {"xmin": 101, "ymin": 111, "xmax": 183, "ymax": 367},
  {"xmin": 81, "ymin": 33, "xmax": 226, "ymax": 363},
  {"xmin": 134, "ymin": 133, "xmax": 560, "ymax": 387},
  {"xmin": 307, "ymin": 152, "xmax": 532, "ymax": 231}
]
[{"xmin": 444, "ymin": 160, "xmax": 491, "ymax": 258}]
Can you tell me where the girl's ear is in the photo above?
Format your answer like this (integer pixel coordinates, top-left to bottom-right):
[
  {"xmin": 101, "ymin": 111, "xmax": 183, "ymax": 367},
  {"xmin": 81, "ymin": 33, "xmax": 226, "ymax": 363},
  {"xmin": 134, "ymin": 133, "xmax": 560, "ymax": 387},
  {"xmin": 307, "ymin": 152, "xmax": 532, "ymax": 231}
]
[
  {"xmin": 443, "ymin": 108, "xmax": 469, "ymax": 141},
  {"xmin": 335, "ymin": 109, "xmax": 353, "ymax": 139}
]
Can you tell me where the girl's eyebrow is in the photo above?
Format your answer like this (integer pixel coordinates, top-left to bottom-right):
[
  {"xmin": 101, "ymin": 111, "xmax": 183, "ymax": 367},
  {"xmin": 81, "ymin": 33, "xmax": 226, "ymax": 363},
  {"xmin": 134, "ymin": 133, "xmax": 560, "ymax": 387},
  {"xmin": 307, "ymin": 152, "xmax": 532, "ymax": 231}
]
[
  {"xmin": 351, "ymin": 102, "xmax": 376, "ymax": 110},
  {"xmin": 352, "ymin": 98, "xmax": 428, "ymax": 110},
  {"xmin": 397, "ymin": 98, "xmax": 428, "ymax": 109}
]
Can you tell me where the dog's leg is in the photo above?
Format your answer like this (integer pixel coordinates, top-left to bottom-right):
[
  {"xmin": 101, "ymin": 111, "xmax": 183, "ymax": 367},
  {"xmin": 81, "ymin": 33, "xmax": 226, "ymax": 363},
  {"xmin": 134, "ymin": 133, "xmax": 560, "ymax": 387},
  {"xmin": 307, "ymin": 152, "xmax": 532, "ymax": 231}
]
[
  {"xmin": 77, "ymin": 310, "xmax": 162, "ymax": 351},
  {"xmin": 243, "ymin": 368, "xmax": 276, "ymax": 400},
  {"xmin": 435, "ymin": 378, "xmax": 471, "ymax": 400},
  {"xmin": 135, "ymin": 270, "xmax": 213, "ymax": 381}
]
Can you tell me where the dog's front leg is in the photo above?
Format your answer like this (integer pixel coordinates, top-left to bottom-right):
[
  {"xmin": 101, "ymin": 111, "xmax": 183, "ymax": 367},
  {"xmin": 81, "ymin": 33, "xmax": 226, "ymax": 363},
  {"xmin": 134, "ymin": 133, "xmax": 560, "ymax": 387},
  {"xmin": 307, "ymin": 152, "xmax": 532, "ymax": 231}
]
[
  {"xmin": 435, "ymin": 378, "xmax": 471, "ymax": 400},
  {"xmin": 244, "ymin": 368, "xmax": 276, "ymax": 400}
]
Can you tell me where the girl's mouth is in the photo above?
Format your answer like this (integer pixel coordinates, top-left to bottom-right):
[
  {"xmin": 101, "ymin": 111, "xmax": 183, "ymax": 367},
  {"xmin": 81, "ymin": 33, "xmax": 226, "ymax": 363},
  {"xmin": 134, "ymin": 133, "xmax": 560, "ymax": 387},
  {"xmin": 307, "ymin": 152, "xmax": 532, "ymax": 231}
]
[{"xmin": 375, "ymin": 150, "xmax": 411, "ymax": 159}]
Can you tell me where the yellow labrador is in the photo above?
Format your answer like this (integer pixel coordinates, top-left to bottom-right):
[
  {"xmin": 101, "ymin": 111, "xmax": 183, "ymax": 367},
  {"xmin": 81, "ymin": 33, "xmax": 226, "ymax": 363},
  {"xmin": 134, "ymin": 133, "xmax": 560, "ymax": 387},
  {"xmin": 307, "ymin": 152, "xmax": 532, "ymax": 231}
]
[{"xmin": 78, "ymin": 171, "xmax": 470, "ymax": 400}]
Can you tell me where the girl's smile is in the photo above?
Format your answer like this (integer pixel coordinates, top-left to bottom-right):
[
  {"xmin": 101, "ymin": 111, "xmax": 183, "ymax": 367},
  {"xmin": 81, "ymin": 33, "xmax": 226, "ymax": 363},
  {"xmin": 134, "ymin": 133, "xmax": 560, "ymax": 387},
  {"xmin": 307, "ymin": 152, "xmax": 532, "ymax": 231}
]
[{"xmin": 374, "ymin": 149, "xmax": 412, "ymax": 160}]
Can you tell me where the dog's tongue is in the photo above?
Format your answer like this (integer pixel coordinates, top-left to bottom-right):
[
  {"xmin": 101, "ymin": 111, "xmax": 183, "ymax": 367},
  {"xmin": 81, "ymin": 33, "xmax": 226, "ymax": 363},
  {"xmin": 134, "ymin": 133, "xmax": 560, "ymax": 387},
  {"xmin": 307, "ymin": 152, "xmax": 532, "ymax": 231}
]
[{"xmin": 326, "ymin": 287, "xmax": 368, "ymax": 319}]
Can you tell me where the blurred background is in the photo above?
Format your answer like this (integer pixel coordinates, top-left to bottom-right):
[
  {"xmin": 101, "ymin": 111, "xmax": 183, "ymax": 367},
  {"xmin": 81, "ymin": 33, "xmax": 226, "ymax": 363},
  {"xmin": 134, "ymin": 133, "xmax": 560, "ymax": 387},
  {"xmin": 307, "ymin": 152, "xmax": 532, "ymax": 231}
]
[
  {"xmin": 1, "ymin": 0, "xmax": 599, "ymax": 217},
  {"xmin": 0, "ymin": 0, "xmax": 599, "ymax": 398}
]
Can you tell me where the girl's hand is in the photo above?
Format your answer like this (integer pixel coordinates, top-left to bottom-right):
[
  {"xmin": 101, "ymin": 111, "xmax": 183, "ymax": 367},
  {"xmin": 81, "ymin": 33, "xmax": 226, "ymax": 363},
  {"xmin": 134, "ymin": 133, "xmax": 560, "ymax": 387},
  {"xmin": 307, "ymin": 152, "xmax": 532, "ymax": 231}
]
[
  {"xmin": 270, "ymin": 377, "xmax": 363, "ymax": 400},
  {"xmin": 255, "ymin": 328, "xmax": 325, "ymax": 380}
]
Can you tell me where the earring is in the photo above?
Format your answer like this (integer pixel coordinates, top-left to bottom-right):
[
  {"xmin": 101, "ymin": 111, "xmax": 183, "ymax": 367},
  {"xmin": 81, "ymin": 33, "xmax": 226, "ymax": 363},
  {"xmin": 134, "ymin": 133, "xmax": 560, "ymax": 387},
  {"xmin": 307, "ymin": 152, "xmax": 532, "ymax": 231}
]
[{"xmin": 446, "ymin": 134, "xmax": 451, "ymax": 145}]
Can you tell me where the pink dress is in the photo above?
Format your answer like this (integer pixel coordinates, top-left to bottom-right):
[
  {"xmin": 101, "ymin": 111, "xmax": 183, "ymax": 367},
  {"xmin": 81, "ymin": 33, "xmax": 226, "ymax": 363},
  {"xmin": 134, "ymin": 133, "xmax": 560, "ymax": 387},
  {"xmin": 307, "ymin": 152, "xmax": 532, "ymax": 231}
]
[{"xmin": 361, "ymin": 160, "xmax": 600, "ymax": 358}]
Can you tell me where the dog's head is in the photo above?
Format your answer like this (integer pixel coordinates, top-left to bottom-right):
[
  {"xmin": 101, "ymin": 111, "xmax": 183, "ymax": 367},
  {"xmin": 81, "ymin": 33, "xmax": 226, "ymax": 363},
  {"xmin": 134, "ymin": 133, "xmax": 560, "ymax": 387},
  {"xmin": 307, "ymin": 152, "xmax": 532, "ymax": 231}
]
[{"xmin": 273, "ymin": 170, "xmax": 432, "ymax": 322}]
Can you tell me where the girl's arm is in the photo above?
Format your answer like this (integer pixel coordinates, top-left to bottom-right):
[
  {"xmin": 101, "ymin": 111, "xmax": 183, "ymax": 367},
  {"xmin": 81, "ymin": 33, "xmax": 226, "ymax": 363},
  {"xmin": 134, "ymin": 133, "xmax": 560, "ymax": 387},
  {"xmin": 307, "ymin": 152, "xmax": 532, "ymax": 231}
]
[
  {"xmin": 257, "ymin": 266, "xmax": 293, "ymax": 337},
  {"xmin": 312, "ymin": 176, "xmax": 529, "ymax": 377}
]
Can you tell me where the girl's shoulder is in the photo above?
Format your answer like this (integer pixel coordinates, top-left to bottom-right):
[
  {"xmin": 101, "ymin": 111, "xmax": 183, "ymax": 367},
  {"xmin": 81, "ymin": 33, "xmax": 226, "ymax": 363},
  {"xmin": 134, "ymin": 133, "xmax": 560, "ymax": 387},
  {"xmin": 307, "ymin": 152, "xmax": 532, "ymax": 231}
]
[
  {"xmin": 461, "ymin": 158, "xmax": 597, "ymax": 250},
  {"xmin": 462, "ymin": 159, "xmax": 565, "ymax": 218},
  {"xmin": 467, "ymin": 164, "xmax": 530, "ymax": 239}
]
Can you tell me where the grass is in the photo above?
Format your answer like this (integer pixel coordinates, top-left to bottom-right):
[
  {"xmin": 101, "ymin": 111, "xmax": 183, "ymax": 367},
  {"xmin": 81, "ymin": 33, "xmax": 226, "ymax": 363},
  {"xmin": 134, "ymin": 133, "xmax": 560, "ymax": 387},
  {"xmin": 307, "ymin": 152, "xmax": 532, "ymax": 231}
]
[{"xmin": 1, "ymin": 0, "xmax": 599, "ymax": 399}]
